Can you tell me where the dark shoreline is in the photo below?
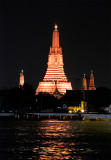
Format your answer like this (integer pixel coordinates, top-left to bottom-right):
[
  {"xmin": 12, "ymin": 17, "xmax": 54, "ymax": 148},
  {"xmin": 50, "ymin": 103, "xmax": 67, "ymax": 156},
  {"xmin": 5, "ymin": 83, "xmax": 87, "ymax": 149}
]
[{"xmin": 0, "ymin": 113, "xmax": 111, "ymax": 121}]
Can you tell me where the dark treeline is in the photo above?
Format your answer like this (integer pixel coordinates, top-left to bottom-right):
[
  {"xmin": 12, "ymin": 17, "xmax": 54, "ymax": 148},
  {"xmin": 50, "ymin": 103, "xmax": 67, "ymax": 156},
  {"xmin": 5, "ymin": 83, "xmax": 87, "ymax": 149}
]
[
  {"xmin": 0, "ymin": 84, "xmax": 35, "ymax": 113},
  {"xmin": 61, "ymin": 87, "xmax": 111, "ymax": 113},
  {"xmin": 0, "ymin": 83, "xmax": 58, "ymax": 113},
  {"xmin": 0, "ymin": 84, "xmax": 111, "ymax": 113},
  {"xmin": 87, "ymin": 87, "xmax": 111, "ymax": 112}
]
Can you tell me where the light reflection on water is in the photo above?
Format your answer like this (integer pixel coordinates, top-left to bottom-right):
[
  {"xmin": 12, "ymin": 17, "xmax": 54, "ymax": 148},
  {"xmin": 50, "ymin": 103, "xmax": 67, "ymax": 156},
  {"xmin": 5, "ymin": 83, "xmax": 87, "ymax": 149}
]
[
  {"xmin": 34, "ymin": 120, "xmax": 75, "ymax": 160},
  {"xmin": 1, "ymin": 120, "xmax": 111, "ymax": 160}
]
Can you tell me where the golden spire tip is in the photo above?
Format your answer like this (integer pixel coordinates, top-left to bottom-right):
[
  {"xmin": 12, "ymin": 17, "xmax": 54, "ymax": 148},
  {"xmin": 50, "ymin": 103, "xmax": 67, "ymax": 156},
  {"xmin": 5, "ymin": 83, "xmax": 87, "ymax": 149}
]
[{"xmin": 54, "ymin": 24, "xmax": 58, "ymax": 30}]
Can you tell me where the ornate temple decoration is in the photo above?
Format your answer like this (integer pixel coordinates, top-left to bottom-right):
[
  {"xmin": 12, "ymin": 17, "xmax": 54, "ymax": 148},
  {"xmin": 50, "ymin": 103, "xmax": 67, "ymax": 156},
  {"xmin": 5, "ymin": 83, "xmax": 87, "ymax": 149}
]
[
  {"xmin": 19, "ymin": 69, "xmax": 24, "ymax": 87},
  {"xmin": 82, "ymin": 74, "xmax": 87, "ymax": 90},
  {"xmin": 89, "ymin": 70, "xmax": 96, "ymax": 90},
  {"xmin": 36, "ymin": 24, "xmax": 72, "ymax": 97}
]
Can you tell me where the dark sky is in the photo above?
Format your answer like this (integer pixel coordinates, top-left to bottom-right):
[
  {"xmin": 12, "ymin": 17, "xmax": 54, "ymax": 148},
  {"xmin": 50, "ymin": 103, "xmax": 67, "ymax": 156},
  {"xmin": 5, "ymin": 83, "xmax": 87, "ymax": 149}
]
[{"xmin": 0, "ymin": 0, "xmax": 110, "ymax": 90}]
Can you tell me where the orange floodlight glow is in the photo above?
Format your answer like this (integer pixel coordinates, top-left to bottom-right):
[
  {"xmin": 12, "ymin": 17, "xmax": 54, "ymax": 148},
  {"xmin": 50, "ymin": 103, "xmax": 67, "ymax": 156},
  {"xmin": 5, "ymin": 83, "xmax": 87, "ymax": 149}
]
[{"xmin": 36, "ymin": 25, "xmax": 72, "ymax": 97}]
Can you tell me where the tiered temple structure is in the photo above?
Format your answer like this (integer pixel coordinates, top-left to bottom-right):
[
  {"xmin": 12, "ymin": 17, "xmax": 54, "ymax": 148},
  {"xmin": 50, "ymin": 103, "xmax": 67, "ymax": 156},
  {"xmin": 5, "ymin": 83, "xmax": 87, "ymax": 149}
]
[
  {"xmin": 19, "ymin": 69, "xmax": 24, "ymax": 87},
  {"xmin": 89, "ymin": 70, "xmax": 96, "ymax": 90},
  {"xmin": 82, "ymin": 74, "xmax": 87, "ymax": 90},
  {"xmin": 36, "ymin": 24, "xmax": 72, "ymax": 97}
]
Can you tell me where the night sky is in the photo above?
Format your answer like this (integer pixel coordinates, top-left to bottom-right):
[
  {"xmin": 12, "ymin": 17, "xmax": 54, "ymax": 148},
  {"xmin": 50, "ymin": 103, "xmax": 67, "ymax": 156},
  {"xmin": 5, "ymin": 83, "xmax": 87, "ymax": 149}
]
[{"xmin": 0, "ymin": 0, "xmax": 110, "ymax": 90}]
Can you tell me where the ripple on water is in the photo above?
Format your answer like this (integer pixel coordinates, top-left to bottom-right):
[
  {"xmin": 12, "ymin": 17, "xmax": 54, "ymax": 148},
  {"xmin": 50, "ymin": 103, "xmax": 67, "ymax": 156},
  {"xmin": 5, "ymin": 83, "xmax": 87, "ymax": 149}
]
[{"xmin": 1, "ymin": 120, "xmax": 111, "ymax": 160}]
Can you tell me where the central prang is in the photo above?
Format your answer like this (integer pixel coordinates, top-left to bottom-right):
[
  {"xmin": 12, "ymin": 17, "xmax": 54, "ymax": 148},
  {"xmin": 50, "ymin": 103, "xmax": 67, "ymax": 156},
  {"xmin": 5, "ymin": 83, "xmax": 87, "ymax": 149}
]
[{"xmin": 36, "ymin": 25, "xmax": 72, "ymax": 98}]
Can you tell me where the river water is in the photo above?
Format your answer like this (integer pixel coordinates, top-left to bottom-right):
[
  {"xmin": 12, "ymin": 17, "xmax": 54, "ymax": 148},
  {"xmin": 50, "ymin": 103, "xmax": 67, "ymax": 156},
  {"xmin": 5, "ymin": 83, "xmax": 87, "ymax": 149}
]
[{"xmin": 0, "ymin": 119, "xmax": 111, "ymax": 160}]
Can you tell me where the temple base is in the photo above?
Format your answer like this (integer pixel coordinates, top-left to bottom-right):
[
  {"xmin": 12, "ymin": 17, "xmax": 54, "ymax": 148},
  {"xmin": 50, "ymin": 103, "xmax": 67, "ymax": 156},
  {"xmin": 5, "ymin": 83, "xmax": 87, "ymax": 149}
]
[{"xmin": 36, "ymin": 80, "xmax": 72, "ymax": 98}]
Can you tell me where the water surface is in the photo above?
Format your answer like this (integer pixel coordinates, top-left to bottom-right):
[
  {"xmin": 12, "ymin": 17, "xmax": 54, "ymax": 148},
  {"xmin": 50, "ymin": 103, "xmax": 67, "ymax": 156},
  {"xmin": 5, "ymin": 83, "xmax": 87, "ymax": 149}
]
[{"xmin": 0, "ymin": 119, "xmax": 111, "ymax": 160}]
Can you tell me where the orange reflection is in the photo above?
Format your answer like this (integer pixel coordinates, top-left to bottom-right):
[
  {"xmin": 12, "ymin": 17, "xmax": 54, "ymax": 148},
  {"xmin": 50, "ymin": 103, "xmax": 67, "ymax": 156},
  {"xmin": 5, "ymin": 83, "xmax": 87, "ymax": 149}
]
[{"xmin": 32, "ymin": 120, "xmax": 76, "ymax": 159}]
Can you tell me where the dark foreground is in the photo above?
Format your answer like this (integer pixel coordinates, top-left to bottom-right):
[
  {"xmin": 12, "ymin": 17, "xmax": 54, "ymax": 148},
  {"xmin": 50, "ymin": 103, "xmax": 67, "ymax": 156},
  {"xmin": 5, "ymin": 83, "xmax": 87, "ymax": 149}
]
[{"xmin": 0, "ymin": 120, "xmax": 111, "ymax": 160}]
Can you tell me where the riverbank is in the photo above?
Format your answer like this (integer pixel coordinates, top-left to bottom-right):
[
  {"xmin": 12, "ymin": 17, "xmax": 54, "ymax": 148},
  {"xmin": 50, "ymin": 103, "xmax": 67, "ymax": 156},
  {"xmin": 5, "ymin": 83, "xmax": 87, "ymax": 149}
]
[{"xmin": 1, "ymin": 113, "xmax": 111, "ymax": 120}]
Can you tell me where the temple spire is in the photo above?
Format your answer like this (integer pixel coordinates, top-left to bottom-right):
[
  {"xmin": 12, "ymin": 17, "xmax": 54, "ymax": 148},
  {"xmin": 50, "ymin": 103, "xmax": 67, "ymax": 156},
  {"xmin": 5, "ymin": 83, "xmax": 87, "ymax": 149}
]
[
  {"xmin": 89, "ymin": 70, "xmax": 96, "ymax": 90},
  {"xmin": 19, "ymin": 69, "xmax": 24, "ymax": 87},
  {"xmin": 36, "ymin": 24, "xmax": 72, "ymax": 97},
  {"xmin": 52, "ymin": 24, "xmax": 59, "ymax": 48},
  {"xmin": 54, "ymin": 24, "xmax": 58, "ymax": 31},
  {"xmin": 82, "ymin": 74, "xmax": 87, "ymax": 90}
]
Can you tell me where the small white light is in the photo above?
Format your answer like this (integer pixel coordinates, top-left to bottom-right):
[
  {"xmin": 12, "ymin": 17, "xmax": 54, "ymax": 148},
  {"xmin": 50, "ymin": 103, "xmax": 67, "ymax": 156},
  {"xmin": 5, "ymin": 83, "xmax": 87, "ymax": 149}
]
[
  {"xmin": 81, "ymin": 109, "xmax": 84, "ymax": 113},
  {"xmin": 54, "ymin": 24, "xmax": 58, "ymax": 30}
]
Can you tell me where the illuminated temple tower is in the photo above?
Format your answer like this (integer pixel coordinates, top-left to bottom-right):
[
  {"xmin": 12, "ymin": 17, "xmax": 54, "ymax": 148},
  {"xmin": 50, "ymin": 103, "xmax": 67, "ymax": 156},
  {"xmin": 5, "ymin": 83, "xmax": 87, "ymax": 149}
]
[
  {"xmin": 82, "ymin": 74, "xmax": 87, "ymax": 90},
  {"xmin": 36, "ymin": 24, "xmax": 72, "ymax": 97},
  {"xmin": 19, "ymin": 69, "xmax": 24, "ymax": 87},
  {"xmin": 89, "ymin": 70, "xmax": 96, "ymax": 90}
]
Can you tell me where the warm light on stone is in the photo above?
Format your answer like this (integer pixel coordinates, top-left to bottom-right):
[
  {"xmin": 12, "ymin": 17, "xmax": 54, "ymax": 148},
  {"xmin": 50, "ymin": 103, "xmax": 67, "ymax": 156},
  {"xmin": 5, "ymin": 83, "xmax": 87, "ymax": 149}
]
[
  {"xmin": 19, "ymin": 69, "xmax": 24, "ymax": 87},
  {"xmin": 89, "ymin": 70, "xmax": 96, "ymax": 90},
  {"xmin": 54, "ymin": 24, "xmax": 58, "ymax": 30},
  {"xmin": 82, "ymin": 74, "xmax": 87, "ymax": 90},
  {"xmin": 36, "ymin": 25, "xmax": 72, "ymax": 97}
]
